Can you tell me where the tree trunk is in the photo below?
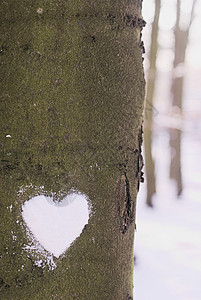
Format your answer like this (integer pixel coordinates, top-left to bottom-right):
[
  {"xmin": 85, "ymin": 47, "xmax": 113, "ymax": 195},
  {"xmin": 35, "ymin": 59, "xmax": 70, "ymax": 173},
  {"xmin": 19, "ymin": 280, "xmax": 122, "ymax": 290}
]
[
  {"xmin": 170, "ymin": 0, "xmax": 196, "ymax": 196},
  {"xmin": 0, "ymin": 1, "xmax": 145, "ymax": 299},
  {"xmin": 144, "ymin": 0, "xmax": 160, "ymax": 207}
]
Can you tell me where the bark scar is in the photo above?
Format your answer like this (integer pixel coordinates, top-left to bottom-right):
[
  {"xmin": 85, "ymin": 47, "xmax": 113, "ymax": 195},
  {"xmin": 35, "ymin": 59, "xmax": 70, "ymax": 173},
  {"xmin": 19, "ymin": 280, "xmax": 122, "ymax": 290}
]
[{"xmin": 118, "ymin": 172, "xmax": 134, "ymax": 234}]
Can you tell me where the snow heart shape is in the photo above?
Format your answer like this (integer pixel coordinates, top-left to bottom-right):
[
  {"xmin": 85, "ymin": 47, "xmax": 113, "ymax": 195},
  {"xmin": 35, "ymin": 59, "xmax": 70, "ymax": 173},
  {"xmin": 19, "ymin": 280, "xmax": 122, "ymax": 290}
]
[{"xmin": 22, "ymin": 193, "xmax": 90, "ymax": 258}]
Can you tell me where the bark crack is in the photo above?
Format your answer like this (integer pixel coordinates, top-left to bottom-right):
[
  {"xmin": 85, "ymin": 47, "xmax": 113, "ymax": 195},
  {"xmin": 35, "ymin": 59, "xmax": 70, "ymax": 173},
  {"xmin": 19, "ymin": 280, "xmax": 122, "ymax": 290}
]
[
  {"xmin": 135, "ymin": 125, "xmax": 144, "ymax": 191},
  {"xmin": 118, "ymin": 171, "xmax": 134, "ymax": 234}
]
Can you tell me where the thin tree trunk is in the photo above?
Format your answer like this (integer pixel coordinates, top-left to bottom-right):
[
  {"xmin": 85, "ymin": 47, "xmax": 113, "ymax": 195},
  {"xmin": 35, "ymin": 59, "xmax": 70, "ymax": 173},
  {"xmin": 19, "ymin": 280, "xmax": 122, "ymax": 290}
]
[
  {"xmin": 144, "ymin": 0, "xmax": 161, "ymax": 207},
  {"xmin": 170, "ymin": 0, "xmax": 196, "ymax": 196},
  {"xmin": 0, "ymin": 1, "xmax": 145, "ymax": 299}
]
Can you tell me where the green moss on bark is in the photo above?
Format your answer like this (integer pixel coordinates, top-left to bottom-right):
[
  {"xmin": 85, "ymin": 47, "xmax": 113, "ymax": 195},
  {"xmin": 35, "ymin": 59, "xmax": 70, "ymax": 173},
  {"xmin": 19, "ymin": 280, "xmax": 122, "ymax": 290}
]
[{"xmin": 0, "ymin": 0, "xmax": 145, "ymax": 299}]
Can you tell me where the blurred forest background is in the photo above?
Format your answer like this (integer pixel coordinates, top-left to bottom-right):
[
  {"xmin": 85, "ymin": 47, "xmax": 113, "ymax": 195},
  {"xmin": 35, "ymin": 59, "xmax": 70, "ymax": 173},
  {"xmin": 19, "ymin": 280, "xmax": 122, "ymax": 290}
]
[{"xmin": 134, "ymin": 0, "xmax": 201, "ymax": 299}]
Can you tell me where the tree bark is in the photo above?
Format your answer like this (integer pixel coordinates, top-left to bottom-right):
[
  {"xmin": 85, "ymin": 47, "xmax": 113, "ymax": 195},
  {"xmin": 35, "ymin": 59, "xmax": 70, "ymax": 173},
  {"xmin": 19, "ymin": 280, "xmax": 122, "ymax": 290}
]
[
  {"xmin": 144, "ymin": 0, "xmax": 160, "ymax": 206},
  {"xmin": 0, "ymin": 1, "xmax": 145, "ymax": 299}
]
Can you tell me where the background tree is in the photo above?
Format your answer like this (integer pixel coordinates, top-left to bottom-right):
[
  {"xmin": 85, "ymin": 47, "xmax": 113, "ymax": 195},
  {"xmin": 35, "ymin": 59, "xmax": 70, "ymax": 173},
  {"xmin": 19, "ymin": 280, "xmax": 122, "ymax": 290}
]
[
  {"xmin": 144, "ymin": 0, "xmax": 161, "ymax": 207},
  {"xmin": 0, "ymin": 1, "xmax": 145, "ymax": 299},
  {"xmin": 170, "ymin": 0, "xmax": 197, "ymax": 195}
]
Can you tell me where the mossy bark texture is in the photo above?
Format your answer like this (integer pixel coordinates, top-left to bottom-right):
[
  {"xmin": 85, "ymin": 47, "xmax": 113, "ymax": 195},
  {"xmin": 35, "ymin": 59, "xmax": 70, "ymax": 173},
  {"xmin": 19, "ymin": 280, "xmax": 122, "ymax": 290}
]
[{"xmin": 0, "ymin": 1, "xmax": 145, "ymax": 299}]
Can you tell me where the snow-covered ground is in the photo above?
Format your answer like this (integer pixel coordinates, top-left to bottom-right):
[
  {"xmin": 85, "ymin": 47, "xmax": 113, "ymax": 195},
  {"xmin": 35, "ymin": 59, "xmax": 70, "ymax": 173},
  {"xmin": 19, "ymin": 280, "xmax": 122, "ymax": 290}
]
[{"xmin": 134, "ymin": 126, "xmax": 201, "ymax": 300}]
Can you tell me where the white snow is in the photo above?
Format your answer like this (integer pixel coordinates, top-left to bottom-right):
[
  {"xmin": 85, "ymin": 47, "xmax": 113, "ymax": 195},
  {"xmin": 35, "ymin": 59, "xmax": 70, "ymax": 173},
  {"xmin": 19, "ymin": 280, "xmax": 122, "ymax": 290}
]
[
  {"xmin": 22, "ymin": 193, "xmax": 90, "ymax": 258},
  {"xmin": 133, "ymin": 125, "xmax": 201, "ymax": 300}
]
